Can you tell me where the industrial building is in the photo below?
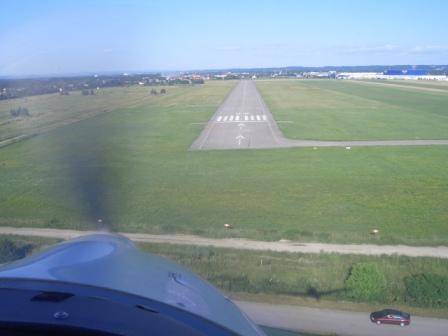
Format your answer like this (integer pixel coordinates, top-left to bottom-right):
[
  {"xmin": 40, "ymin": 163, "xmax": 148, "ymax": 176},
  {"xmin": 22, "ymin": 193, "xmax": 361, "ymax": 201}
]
[{"xmin": 336, "ymin": 69, "xmax": 448, "ymax": 81}]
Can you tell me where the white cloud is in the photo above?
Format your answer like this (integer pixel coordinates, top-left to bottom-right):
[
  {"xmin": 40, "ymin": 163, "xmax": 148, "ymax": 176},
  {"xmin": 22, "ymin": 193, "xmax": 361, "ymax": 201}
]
[{"xmin": 407, "ymin": 45, "xmax": 448, "ymax": 54}]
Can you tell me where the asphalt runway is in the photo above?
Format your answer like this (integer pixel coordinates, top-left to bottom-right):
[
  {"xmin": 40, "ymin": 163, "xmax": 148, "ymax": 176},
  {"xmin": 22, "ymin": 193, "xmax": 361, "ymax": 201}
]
[
  {"xmin": 190, "ymin": 80, "xmax": 448, "ymax": 150},
  {"xmin": 190, "ymin": 80, "xmax": 284, "ymax": 150}
]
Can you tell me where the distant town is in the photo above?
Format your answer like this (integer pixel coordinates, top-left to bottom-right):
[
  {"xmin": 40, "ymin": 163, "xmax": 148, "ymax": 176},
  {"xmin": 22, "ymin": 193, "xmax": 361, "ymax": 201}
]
[{"xmin": 1, "ymin": 64, "xmax": 447, "ymax": 100}]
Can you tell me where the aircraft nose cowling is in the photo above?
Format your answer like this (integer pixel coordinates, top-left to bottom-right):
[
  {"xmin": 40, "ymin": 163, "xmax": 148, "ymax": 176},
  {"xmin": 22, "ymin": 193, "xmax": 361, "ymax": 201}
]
[{"xmin": 0, "ymin": 233, "xmax": 265, "ymax": 336}]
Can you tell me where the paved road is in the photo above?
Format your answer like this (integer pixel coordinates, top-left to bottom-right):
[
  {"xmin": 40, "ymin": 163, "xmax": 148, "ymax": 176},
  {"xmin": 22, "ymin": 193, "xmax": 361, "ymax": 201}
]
[
  {"xmin": 236, "ymin": 300, "xmax": 448, "ymax": 336},
  {"xmin": 1, "ymin": 227, "xmax": 448, "ymax": 259},
  {"xmin": 190, "ymin": 80, "xmax": 448, "ymax": 150}
]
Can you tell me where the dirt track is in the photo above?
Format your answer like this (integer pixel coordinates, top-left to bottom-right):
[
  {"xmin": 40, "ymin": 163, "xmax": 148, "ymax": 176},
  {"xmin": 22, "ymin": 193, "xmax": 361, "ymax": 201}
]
[{"xmin": 1, "ymin": 226, "xmax": 448, "ymax": 259}]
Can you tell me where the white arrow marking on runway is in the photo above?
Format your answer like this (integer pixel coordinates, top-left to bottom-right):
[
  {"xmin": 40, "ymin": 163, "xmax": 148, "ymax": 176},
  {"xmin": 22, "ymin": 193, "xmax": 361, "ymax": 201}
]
[
  {"xmin": 238, "ymin": 123, "xmax": 246, "ymax": 130},
  {"xmin": 236, "ymin": 134, "xmax": 245, "ymax": 146}
]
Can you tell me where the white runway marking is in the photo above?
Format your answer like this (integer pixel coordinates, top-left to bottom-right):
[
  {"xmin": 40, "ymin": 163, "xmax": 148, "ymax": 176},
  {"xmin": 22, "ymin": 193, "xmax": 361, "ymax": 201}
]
[
  {"xmin": 236, "ymin": 134, "xmax": 245, "ymax": 146},
  {"xmin": 262, "ymin": 115, "xmax": 267, "ymax": 121},
  {"xmin": 216, "ymin": 115, "xmax": 266, "ymax": 123}
]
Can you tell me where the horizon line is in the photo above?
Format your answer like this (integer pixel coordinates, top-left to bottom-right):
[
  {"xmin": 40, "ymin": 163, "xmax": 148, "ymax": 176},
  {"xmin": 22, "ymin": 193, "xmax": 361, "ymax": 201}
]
[{"xmin": 1, "ymin": 64, "xmax": 447, "ymax": 80}]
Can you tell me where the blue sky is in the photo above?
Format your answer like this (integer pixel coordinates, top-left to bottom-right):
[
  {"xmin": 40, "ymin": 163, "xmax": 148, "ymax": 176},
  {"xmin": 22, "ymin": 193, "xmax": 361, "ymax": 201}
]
[{"xmin": 1, "ymin": 0, "xmax": 448, "ymax": 76}]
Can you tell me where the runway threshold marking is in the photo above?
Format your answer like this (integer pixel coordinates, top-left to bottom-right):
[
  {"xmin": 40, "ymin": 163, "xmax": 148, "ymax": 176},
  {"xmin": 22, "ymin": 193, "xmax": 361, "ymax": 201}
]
[{"xmin": 214, "ymin": 115, "xmax": 268, "ymax": 123}]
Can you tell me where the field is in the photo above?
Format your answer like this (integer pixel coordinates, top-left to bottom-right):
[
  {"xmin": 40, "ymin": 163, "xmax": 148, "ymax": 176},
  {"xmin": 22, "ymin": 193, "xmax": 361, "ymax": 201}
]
[
  {"xmin": 257, "ymin": 79, "xmax": 448, "ymax": 140},
  {"xmin": 357, "ymin": 79, "xmax": 448, "ymax": 91},
  {"xmin": 0, "ymin": 80, "xmax": 448, "ymax": 245},
  {"xmin": 0, "ymin": 86, "xmax": 162, "ymax": 142}
]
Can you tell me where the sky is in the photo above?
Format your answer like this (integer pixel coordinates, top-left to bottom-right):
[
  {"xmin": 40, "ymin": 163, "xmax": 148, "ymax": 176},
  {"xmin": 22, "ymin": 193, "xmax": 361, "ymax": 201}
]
[{"xmin": 1, "ymin": 0, "xmax": 448, "ymax": 76}]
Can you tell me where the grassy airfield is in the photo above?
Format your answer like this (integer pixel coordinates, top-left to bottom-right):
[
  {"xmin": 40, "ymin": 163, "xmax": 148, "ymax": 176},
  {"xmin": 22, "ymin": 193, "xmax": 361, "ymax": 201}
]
[
  {"xmin": 257, "ymin": 79, "xmax": 448, "ymax": 140},
  {"xmin": 0, "ymin": 80, "xmax": 448, "ymax": 246}
]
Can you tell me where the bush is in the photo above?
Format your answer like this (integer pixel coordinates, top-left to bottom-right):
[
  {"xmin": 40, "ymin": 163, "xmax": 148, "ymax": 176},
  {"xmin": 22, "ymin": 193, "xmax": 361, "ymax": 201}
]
[
  {"xmin": 10, "ymin": 107, "xmax": 30, "ymax": 118},
  {"xmin": 345, "ymin": 262, "xmax": 386, "ymax": 301},
  {"xmin": 0, "ymin": 237, "xmax": 35, "ymax": 263},
  {"xmin": 405, "ymin": 273, "xmax": 448, "ymax": 307},
  {"xmin": 208, "ymin": 274, "xmax": 251, "ymax": 292}
]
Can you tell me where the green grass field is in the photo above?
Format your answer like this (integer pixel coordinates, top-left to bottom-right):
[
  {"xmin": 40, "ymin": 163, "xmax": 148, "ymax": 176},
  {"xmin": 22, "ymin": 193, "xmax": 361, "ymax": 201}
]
[
  {"xmin": 0, "ymin": 86, "xmax": 166, "ymax": 141},
  {"xmin": 1, "ymin": 80, "xmax": 448, "ymax": 245},
  {"xmin": 358, "ymin": 79, "xmax": 448, "ymax": 91},
  {"xmin": 257, "ymin": 79, "xmax": 448, "ymax": 140}
]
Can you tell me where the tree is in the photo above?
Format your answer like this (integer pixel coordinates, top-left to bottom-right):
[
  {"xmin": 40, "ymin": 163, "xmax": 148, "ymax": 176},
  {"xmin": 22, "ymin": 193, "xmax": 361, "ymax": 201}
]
[
  {"xmin": 345, "ymin": 263, "xmax": 386, "ymax": 301},
  {"xmin": 150, "ymin": 88, "xmax": 158, "ymax": 95},
  {"xmin": 405, "ymin": 273, "xmax": 448, "ymax": 307},
  {"xmin": 0, "ymin": 237, "xmax": 34, "ymax": 263},
  {"xmin": 160, "ymin": 88, "xmax": 166, "ymax": 94},
  {"xmin": 10, "ymin": 107, "xmax": 30, "ymax": 118},
  {"xmin": 21, "ymin": 107, "xmax": 30, "ymax": 116}
]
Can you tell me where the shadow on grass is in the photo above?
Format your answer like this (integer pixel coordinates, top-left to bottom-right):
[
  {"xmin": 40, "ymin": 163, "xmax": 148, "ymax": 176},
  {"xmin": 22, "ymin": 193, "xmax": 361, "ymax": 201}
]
[{"xmin": 304, "ymin": 286, "xmax": 345, "ymax": 300}]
